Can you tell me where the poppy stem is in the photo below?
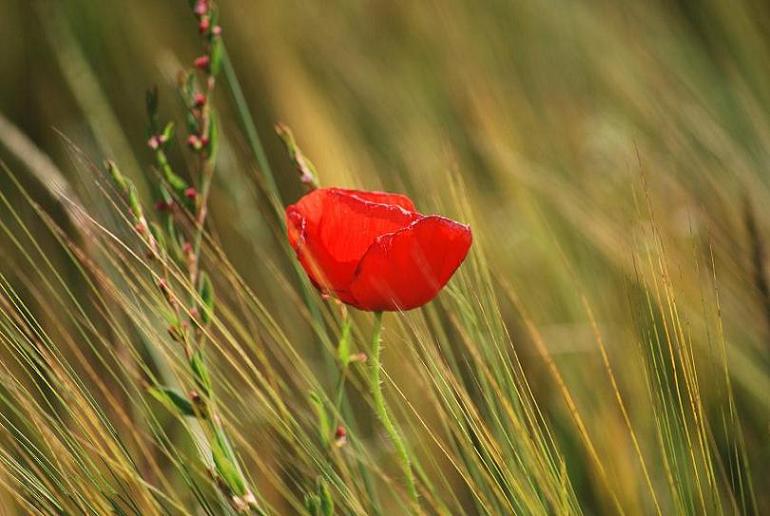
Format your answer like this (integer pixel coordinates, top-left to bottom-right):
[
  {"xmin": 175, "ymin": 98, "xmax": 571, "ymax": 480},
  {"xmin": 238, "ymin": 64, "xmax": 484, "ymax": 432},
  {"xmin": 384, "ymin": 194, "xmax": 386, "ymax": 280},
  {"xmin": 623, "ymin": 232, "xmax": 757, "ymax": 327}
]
[{"xmin": 369, "ymin": 311, "xmax": 419, "ymax": 510}]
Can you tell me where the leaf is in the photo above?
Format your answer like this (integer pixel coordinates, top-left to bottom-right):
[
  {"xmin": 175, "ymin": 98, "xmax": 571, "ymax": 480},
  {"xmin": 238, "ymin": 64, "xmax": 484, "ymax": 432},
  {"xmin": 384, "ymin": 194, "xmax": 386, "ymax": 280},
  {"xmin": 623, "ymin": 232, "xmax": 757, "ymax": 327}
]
[
  {"xmin": 275, "ymin": 123, "xmax": 319, "ymax": 188},
  {"xmin": 309, "ymin": 391, "xmax": 330, "ymax": 448},
  {"xmin": 304, "ymin": 494, "xmax": 320, "ymax": 516},
  {"xmin": 198, "ymin": 271, "xmax": 214, "ymax": 324},
  {"xmin": 105, "ymin": 160, "xmax": 128, "ymax": 192},
  {"xmin": 212, "ymin": 440, "xmax": 246, "ymax": 497},
  {"xmin": 148, "ymin": 386, "xmax": 195, "ymax": 417},
  {"xmin": 190, "ymin": 350, "xmax": 211, "ymax": 396},
  {"xmin": 212, "ymin": 425, "xmax": 246, "ymax": 496},
  {"xmin": 165, "ymin": 216, "xmax": 184, "ymax": 263},
  {"xmin": 145, "ymin": 86, "xmax": 159, "ymax": 120},
  {"xmin": 337, "ymin": 316, "xmax": 352, "ymax": 366},
  {"xmin": 317, "ymin": 478, "xmax": 334, "ymax": 516},
  {"xmin": 160, "ymin": 163, "xmax": 188, "ymax": 193},
  {"xmin": 209, "ymin": 37, "xmax": 223, "ymax": 76},
  {"xmin": 185, "ymin": 111, "xmax": 199, "ymax": 134},
  {"xmin": 206, "ymin": 112, "xmax": 219, "ymax": 165},
  {"xmin": 161, "ymin": 121, "xmax": 175, "ymax": 145},
  {"xmin": 127, "ymin": 184, "xmax": 143, "ymax": 219},
  {"xmin": 149, "ymin": 222, "xmax": 166, "ymax": 253}
]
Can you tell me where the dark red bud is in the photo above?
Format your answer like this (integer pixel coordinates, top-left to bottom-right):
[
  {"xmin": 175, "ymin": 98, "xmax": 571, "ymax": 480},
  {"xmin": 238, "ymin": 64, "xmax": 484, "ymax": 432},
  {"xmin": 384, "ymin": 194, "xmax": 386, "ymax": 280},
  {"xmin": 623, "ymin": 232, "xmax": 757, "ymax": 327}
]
[
  {"xmin": 193, "ymin": 92, "xmax": 206, "ymax": 107},
  {"xmin": 185, "ymin": 187, "xmax": 198, "ymax": 200},
  {"xmin": 194, "ymin": 55, "xmax": 210, "ymax": 71},
  {"xmin": 198, "ymin": 16, "xmax": 210, "ymax": 34},
  {"xmin": 334, "ymin": 425, "xmax": 348, "ymax": 447}
]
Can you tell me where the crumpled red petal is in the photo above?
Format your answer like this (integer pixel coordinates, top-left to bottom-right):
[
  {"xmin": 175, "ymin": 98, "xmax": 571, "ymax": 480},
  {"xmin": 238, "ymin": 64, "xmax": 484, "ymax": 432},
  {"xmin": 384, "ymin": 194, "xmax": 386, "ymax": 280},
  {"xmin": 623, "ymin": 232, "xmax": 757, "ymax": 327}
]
[
  {"xmin": 348, "ymin": 216, "xmax": 473, "ymax": 311},
  {"xmin": 341, "ymin": 189, "xmax": 416, "ymax": 212},
  {"xmin": 286, "ymin": 188, "xmax": 419, "ymax": 297}
]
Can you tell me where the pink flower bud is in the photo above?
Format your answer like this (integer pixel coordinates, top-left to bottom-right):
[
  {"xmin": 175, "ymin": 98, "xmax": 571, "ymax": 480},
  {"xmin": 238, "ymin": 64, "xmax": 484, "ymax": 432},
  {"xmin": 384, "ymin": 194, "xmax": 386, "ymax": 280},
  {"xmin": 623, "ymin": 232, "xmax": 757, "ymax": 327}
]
[
  {"xmin": 211, "ymin": 25, "xmax": 222, "ymax": 36},
  {"xmin": 349, "ymin": 352, "xmax": 368, "ymax": 363},
  {"xmin": 198, "ymin": 16, "xmax": 210, "ymax": 34},
  {"xmin": 193, "ymin": 92, "xmax": 206, "ymax": 107},
  {"xmin": 194, "ymin": 55, "xmax": 210, "ymax": 71},
  {"xmin": 182, "ymin": 241, "xmax": 193, "ymax": 254},
  {"xmin": 147, "ymin": 135, "xmax": 160, "ymax": 150},
  {"xmin": 193, "ymin": 0, "xmax": 208, "ymax": 16},
  {"xmin": 187, "ymin": 134, "xmax": 201, "ymax": 149},
  {"xmin": 185, "ymin": 187, "xmax": 198, "ymax": 200}
]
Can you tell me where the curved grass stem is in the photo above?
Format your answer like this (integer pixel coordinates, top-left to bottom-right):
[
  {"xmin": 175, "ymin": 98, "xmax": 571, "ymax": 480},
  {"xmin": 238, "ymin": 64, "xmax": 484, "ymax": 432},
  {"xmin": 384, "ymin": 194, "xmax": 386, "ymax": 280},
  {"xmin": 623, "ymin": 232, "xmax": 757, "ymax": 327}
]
[{"xmin": 369, "ymin": 311, "xmax": 419, "ymax": 511}]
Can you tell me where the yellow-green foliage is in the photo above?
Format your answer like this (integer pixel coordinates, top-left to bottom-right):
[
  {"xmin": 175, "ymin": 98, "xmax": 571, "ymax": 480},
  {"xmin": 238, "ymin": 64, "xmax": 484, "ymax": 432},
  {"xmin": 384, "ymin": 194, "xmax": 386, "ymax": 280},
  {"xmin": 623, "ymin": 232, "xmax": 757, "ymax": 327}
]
[{"xmin": 0, "ymin": 0, "xmax": 767, "ymax": 514}]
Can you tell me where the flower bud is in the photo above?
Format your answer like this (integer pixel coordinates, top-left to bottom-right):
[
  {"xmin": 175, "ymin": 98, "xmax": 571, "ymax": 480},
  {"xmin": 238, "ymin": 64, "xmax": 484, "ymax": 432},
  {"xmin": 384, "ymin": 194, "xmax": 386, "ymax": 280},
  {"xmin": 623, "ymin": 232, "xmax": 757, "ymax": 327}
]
[
  {"xmin": 187, "ymin": 134, "xmax": 202, "ymax": 150},
  {"xmin": 194, "ymin": 55, "xmax": 210, "ymax": 71},
  {"xmin": 193, "ymin": 92, "xmax": 206, "ymax": 107},
  {"xmin": 349, "ymin": 352, "xmax": 368, "ymax": 363},
  {"xmin": 155, "ymin": 200, "xmax": 172, "ymax": 212},
  {"xmin": 185, "ymin": 187, "xmax": 198, "ymax": 200},
  {"xmin": 198, "ymin": 16, "xmax": 210, "ymax": 34},
  {"xmin": 193, "ymin": 0, "xmax": 208, "ymax": 16},
  {"xmin": 334, "ymin": 425, "xmax": 348, "ymax": 447}
]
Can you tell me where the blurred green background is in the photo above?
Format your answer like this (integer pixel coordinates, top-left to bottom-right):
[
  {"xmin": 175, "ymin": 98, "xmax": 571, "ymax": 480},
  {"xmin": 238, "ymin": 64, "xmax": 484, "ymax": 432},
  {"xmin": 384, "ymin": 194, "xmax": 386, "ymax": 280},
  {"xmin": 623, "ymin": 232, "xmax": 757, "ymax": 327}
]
[{"xmin": 1, "ymin": 0, "xmax": 769, "ymax": 514}]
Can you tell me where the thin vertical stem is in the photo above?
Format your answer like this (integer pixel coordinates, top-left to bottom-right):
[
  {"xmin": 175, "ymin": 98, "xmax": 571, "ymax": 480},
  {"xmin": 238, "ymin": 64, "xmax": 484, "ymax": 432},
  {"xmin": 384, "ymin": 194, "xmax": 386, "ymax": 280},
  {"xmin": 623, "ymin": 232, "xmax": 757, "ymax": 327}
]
[{"xmin": 369, "ymin": 311, "xmax": 419, "ymax": 510}]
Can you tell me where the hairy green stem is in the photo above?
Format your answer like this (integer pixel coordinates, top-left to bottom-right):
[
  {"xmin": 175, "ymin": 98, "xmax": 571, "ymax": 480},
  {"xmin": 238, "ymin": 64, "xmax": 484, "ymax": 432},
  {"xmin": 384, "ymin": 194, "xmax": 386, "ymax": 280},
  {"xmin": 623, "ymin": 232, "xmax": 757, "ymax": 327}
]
[{"xmin": 369, "ymin": 312, "xmax": 419, "ymax": 509}]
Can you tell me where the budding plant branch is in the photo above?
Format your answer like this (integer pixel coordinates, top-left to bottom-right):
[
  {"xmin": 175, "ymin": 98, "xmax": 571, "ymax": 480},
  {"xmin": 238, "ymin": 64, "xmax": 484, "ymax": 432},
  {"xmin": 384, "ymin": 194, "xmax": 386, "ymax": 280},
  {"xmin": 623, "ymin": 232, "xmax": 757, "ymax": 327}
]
[{"xmin": 107, "ymin": 0, "xmax": 258, "ymax": 513}]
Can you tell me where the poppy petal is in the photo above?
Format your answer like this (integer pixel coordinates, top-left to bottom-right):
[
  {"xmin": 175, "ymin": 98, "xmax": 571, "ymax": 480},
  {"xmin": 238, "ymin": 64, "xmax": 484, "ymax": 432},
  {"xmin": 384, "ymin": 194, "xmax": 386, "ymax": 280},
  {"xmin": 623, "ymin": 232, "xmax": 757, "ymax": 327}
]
[
  {"xmin": 339, "ymin": 188, "xmax": 416, "ymax": 212},
  {"xmin": 286, "ymin": 188, "xmax": 420, "ymax": 294},
  {"xmin": 348, "ymin": 216, "xmax": 472, "ymax": 311}
]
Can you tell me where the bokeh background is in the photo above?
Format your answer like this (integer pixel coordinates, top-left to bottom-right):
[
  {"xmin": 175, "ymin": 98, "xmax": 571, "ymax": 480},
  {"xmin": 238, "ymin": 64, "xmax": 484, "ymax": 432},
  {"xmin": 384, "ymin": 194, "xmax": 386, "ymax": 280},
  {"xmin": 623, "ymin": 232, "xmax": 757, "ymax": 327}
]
[{"xmin": 1, "ymin": 0, "xmax": 769, "ymax": 514}]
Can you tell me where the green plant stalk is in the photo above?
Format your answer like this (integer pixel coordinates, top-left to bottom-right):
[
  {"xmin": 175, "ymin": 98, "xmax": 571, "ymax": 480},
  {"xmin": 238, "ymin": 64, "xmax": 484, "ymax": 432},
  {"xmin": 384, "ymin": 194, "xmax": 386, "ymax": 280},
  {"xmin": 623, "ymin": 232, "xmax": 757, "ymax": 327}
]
[
  {"xmin": 369, "ymin": 311, "xmax": 419, "ymax": 509},
  {"xmin": 221, "ymin": 47, "xmax": 282, "ymax": 214},
  {"xmin": 221, "ymin": 44, "xmax": 383, "ymax": 513}
]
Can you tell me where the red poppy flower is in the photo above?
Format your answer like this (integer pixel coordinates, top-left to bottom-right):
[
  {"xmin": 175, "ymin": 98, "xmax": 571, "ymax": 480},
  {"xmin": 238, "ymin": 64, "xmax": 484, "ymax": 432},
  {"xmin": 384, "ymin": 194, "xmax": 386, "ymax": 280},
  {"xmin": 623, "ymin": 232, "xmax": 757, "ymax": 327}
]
[{"xmin": 286, "ymin": 188, "xmax": 472, "ymax": 311}]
